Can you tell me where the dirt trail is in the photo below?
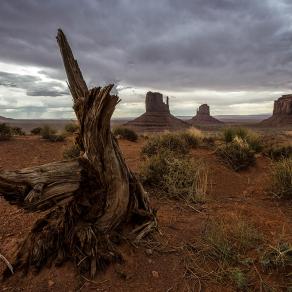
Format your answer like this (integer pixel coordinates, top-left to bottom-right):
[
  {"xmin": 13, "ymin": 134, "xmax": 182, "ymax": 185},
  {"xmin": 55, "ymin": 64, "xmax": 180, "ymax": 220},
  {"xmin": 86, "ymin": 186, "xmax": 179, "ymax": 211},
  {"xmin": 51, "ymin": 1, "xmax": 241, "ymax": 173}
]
[{"xmin": 0, "ymin": 137, "xmax": 291, "ymax": 291}]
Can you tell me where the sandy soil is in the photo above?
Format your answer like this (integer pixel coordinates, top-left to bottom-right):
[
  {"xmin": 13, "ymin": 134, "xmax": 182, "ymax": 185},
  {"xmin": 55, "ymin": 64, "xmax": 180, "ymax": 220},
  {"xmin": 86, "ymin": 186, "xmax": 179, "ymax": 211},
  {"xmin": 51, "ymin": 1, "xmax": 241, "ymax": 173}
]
[{"xmin": 0, "ymin": 136, "xmax": 291, "ymax": 291}]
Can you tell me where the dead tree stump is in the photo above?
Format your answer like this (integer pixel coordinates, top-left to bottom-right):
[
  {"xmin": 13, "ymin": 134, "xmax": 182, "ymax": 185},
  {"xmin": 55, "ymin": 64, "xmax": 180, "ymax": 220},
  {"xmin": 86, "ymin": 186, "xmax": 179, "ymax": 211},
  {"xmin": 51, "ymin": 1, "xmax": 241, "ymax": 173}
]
[{"xmin": 0, "ymin": 29, "xmax": 157, "ymax": 278}]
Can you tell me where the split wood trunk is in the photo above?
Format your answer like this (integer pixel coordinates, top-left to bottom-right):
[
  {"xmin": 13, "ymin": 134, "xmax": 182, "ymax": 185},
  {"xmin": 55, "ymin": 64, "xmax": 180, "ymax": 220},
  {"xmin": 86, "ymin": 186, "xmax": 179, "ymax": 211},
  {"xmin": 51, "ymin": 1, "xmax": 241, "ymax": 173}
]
[{"xmin": 0, "ymin": 29, "xmax": 156, "ymax": 278}]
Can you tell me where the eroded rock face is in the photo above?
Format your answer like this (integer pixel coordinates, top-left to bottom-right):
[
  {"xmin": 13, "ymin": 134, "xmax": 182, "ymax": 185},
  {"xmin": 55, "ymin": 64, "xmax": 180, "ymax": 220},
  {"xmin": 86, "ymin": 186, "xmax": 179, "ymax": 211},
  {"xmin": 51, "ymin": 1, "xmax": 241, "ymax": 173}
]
[
  {"xmin": 145, "ymin": 91, "xmax": 169, "ymax": 113},
  {"xmin": 125, "ymin": 91, "xmax": 188, "ymax": 132},
  {"xmin": 273, "ymin": 95, "xmax": 292, "ymax": 115},
  {"xmin": 262, "ymin": 94, "xmax": 292, "ymax": 126},
  {"xmin": 197, "ymin": 104, "xmax": 210, "ymax": 116},
  {"xmin": 188, "ymin": 104, "xmax": 222, "ymax": 125}
]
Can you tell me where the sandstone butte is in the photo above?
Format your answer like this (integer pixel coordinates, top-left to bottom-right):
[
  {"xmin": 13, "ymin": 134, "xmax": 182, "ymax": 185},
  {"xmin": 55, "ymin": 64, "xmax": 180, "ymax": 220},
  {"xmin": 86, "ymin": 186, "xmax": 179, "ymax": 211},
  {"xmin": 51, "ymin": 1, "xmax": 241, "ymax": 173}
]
[
  {"xmin": 262, "ymin": 94, "xmax": 292, "ymax": 126},
  {"xmin": 188, "ymin": 104, "xmax": 223, "ymax": 125},
  {"xmin": 125, "ymin": 91, "xmax": 189, "ymax": 132}
]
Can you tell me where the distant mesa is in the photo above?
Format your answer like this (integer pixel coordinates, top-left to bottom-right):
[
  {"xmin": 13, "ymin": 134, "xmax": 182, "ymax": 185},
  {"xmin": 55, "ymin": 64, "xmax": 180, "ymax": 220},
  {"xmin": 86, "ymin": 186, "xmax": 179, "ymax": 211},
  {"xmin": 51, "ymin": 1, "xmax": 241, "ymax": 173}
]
[
  {"xmin": 125, "ymin": 91, "xmax": 189, "ymax": 132},
  {"xmin": 0, "ymin": 115, "xmax": 13, "ymax": 121},
  {"xmin": 261, "ymin": 94, "xmax": 292, "ymax": 126},
  {"xmin": 188, "ymin": 104, "xmax": 223, "ymax": 125}
]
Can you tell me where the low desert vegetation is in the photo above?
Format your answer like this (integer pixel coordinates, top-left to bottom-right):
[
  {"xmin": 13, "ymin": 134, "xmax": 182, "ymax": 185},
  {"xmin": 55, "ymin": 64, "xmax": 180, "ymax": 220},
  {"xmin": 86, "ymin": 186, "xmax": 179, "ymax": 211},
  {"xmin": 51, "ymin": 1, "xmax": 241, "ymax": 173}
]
[
  {"xmin": 30, "ymin": 127, "xmax": 42, "ymax": 135},
  {"xmin": 216, "ymin": 137, "xmax": 256, "ymax": 171},
  {"xmin": 269, "ymin": 158, "xmax": 292, "ymax": 199},
  {"xmin": 11, "ymin": 127, "xmax": 25, "ymax": 136},
  {"xmin": 141, "ymin": 130, "xmax": 208, "ymax": 202},
  {"xmin": 260, "ymin": 241, "xmax": 292, "ymax": 272},
  {"xmin": 64, "ymin": 122, "xmax": 79, "ymax": 134},
  {"xmin": 0, "ymin": 123, "xmax": 12, "ymax": 141},
  {"xmin": 140, "ymin": 150, "xmax": 208, "ymax": 203},
  {"xmin": 112, "ymin": 126, "xmax": 138, "ymax": 142},
  {"xmin": 265, "ymin": 144, "xmax": 292, "ymax": 161},
  {"xmin": 141, "ymin": 129, "xmax": 202, "ymax": 157},
  {"xmin": 63, "ymin": 143, "xmax": 81, "ymax": 159},
  {"xmin": 222, "ymin": 127, "xmax": 263, "ymax": 153},
  {"xmin": 183, "ymin": 214, "xmax": 264, "ymax": 290},
  {"xmin": 41, "ymin": 125, "xmax": 65, "ymax": 142}
]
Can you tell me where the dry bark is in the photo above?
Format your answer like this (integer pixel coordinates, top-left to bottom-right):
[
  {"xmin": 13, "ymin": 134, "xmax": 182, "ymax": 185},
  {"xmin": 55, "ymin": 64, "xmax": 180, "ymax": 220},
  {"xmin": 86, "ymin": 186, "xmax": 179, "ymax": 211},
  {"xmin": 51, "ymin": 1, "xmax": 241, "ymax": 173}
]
[{"xmin": 0, "ymin": 29, "xmax": 156, "ymax": 278}]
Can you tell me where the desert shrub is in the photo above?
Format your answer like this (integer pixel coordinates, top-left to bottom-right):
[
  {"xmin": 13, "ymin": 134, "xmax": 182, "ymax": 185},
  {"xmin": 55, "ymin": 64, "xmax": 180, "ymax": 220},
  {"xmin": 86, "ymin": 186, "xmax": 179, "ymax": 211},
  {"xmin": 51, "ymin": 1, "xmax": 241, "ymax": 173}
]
[
  {"xmin": 64, "ymin": 123, "xmax": 79, "ymax": 134},
  {"xmin": 41, "ymin": 125, "xmax": 56, "ymax": 139},
  {"xmin": 112, "ymin": 127, "xmax": 138, "ymax": 142},
  {"xmin": 141, "ymin": 131, "xmax": 198, "ymax": 157},
  {"xmin": 140, "ymin": 150, "xmax": 208, "ymax": 202},
  {"xmin": 40, "ymin": 125, "xmax": 65, "ymax": 142},
  {"xmin": 63, "ymin": 144, "xmax": 81, "ymax": 159},
  {"xmin": 178, "ymin": 128, "xmax": 202, "ymax": 148},
  {"xmin": 11, "ymin": 127, "xmax": 25, "ymax": 136},
  {"xmin": 0, "ymin": 123, "xmax": 12, "ymax": 141},
  {"xmin": 216, "ymin": 137, "xmax": 255, "ymax": 171},
  {"xmin": 265, "ymin": 145, "xmax": 292, "ymax": 161},
  {"xmin": 222, "ymin": 127, "xmax": 262, "ymax": 153},
  {"xmin": 46, "ymin": 134, "xmax": 65, "ymax": 142},
  {"xmin": 31, "ymin": 127, "xmax": 42, "ymax": 135},
  {"xmin": 269, "ymin": 158, "xmax": 292, "ymax": 199},
  {"xmin": 223, "ymin": 127, "xmax": 248, "ymax": 143}
]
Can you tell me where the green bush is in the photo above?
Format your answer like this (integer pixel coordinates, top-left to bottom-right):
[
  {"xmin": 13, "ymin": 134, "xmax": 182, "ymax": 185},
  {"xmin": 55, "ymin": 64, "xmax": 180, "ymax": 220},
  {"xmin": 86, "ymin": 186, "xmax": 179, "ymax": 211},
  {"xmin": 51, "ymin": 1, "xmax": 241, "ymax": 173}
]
[
  {"xmin": 64, "ymin": 123, "xmax": 79, "ymax": 134},
  {"xmin": 140, "ymin": 150, "xmax": 208, "ymax": 202},
  {"xmin": 31, "ymin": 127, "xmax": 42, "ymax": 135},
  {"xmin": 265, "ymin": 145, "xmax": 292, "ymax": 161},
  {"xmin": 40, "ymin": 125, "xmax": 65, "ymax": 142},
  {"xmin": 11, "ymin": 127, "xmax": 25, "ymax": 136},
  {"xmin": 216, "ymin": 137, "xmax": 256, "ymax": 171},
  {"xmin": 223, "ymin": 127, "xmax": 248, "ymax": 143},
  {"xmin": 112, "ymin": 127, "xmax": 138, "ymax": 142},
  {"xmin": 141, "ymin": 132, "xmax": 192, "ymax": 157},
  {"xmin": 46, "ymin": 134, "xmax": 65, "ymax": 142},
  {"xmin": 222, "ymin": 127, "xmax": 262, "ymax": 153},
  {"xmin": 0, "ymin": 123, "xmax": 12, "ymax": 141},
  {"xmin": 63, "ymin": 144, "xmax": 81, "ymax": 159},
  {"xmin": 270, "ymin": 158, "xmax": 292, "ymax": 199},
  {"xmin": 41, "ymin": 125, "xmax": 56, "ymax": 139}
]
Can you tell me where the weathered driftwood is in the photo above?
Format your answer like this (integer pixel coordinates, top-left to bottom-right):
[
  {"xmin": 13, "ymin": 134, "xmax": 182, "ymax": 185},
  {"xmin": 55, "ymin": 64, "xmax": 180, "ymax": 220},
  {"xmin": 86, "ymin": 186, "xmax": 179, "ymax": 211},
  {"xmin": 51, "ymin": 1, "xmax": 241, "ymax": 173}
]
[{"xmin": 0, "ymin": 29, "xmax": 156, "ymax": 278}]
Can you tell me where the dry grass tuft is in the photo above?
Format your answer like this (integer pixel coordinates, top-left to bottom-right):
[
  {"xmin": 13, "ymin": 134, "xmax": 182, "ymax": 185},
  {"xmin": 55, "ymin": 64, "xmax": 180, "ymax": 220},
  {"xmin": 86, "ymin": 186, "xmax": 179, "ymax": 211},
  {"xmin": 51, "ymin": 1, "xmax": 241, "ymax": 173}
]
[
  {"xmin": 182, "ymin": 214, "xmax": 264, "ymax": 290},
  {"xmin": 216, "ymin": 137, "xmax": 256, "ymax": 171},
  {"xmin": 140, "ymin": 150, "xmax": 208, "ymax": 203},
  {"xmin": 269, "ymin": 158, "xmax": 292, "ymax": 199}
]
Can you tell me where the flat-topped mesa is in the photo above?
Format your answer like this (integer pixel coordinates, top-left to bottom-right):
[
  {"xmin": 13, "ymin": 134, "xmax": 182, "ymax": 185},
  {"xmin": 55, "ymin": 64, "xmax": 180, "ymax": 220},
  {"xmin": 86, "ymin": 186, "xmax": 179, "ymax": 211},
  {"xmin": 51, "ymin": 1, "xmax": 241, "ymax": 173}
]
[
  {"xmin": 188, "ymin": 104, "xmax": 222, "ymax": 125},
  {"xmin": 145, "ymin": 91, "xmax": 170, "ymax": 114},
  {"xmin": 261, "ymin": 94, "xmax": 292, "ymax": 126},
  {"xmin": 125, "ymin": 91, "xmax": 189, "ymax": 132},
  {"xmin": 197, "ymin": 104, "xmax": 210, "ymax": 116},
  {"xmin": 273, "ymin": 94, "xmax": 292, "ymax": 115}
]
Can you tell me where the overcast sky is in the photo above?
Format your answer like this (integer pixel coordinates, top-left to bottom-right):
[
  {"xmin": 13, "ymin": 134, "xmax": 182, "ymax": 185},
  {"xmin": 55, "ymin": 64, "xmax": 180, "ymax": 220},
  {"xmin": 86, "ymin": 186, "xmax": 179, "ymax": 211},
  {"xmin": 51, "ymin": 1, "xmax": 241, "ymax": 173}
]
[{"xmin": 0, "ymin": 0, "xmax": 292, "ymax": 119}]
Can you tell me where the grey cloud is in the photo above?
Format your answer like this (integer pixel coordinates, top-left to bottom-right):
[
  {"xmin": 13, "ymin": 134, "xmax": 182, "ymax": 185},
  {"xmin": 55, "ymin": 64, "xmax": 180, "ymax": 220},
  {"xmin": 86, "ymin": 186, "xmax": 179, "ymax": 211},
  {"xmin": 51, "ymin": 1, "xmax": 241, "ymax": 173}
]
[
  {"xmin": 0, "ymin": 71, "xmax": 68, "ymax": 97},
  {"xmin": 0, "ymin": 0, "xmax": 292, "ymax": 117}
]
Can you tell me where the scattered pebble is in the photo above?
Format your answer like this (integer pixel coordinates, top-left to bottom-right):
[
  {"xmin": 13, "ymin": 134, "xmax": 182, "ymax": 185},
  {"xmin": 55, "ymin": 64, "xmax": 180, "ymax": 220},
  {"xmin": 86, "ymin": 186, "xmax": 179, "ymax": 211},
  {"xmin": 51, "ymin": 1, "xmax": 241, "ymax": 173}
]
[
  {"xmin": 152, "ymin": 271, "xmax": 159, "ymax": 278},
  {"xmin": 145, "ymin": 248, "xmax": 153, "ymax": 256},
  {"xmin": 48, "ymin": 280, "xmax": 55, "ymax": 287}
]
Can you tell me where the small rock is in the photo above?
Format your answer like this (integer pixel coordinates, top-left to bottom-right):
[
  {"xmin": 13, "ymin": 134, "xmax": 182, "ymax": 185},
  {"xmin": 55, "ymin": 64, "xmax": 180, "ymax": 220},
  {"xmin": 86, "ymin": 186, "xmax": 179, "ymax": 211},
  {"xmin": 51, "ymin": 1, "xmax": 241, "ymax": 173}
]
[
  {"xmin": 145, "ymin": 248, "xmax": 153, "ymax": 256},
  {"xmin": 48, "ymin": 280, "xmax": 55, "ymax": 287},
  {"xmin": 152, "ymin": 270, "xmax": 159, "ymax": 278},
  {"xmin": 148, "ymin": 259, "xmax": 153, "ymax": 264}
]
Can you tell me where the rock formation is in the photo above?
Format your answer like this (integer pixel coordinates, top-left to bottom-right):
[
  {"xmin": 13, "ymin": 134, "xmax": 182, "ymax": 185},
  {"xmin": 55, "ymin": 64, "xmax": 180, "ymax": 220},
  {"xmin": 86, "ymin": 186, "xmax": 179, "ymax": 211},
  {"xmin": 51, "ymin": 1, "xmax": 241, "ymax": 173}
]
[
  {"xmin": 261, "ymin": 94, "xmax": 292, "ymax": 126},
  {"xmin": 188, "ymin": 104, "xmax": 223, "ymax": 125},
  {"xmin": 125, "ymin": 91, "xmax": 189, "ymax": 132}
]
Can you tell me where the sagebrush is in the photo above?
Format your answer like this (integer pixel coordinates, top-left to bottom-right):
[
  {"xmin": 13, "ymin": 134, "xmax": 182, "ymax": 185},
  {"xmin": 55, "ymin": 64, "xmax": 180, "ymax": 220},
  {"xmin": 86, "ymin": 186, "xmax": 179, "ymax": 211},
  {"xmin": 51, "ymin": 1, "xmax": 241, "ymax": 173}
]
[
  {"xmin": 140, "ymin": 150, "xmax": 208, "ymax": 202},
  {"xmin": 216, "ymin": 137, "xmax": 255, "ymax": 171},
  {"xmin": 112, "ymin": 127, "xmax": 138, "ymax": 142}
]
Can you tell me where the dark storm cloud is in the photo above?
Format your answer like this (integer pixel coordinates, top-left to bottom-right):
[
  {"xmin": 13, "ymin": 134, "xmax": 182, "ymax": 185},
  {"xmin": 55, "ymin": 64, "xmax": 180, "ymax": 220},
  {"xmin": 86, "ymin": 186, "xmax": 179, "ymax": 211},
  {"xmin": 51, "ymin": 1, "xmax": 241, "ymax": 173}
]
[
  {"xmin": 0, "ymin": 0, "xmax": 292, "ymax": 116},
  {"xmin": 0, "ymin": 71, "xmax": 68, "ymax": 96}
]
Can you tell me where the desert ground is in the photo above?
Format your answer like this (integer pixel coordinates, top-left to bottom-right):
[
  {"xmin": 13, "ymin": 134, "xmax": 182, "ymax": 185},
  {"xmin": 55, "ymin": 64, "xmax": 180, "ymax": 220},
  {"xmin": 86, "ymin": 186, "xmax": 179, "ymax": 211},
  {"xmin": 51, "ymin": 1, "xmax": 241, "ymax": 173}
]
[{"xmin": 0, "ymin": 125, "xmax": 291, "ymax": 292}]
